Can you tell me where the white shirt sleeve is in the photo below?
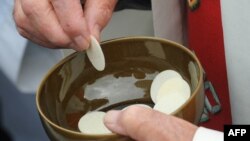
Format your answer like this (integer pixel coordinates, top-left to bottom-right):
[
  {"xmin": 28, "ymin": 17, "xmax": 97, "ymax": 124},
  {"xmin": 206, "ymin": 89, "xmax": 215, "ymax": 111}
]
[
  {"xmin": 193, "ymin": 127, "xmax": 223, "ymax": 141},
  {"xmin": 151, "ymin": 0, "xmax": 186, "ymax": 44}
]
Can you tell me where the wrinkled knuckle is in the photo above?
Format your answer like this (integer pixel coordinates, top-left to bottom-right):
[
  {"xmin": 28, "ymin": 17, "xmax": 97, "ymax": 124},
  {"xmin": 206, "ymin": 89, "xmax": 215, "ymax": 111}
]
[
  {"xmin": 14, "ymin": 15, "xmax": 26, "ymax": 29},
  {"xmin": 62, "ymin": 22, "xmax": 81, "ymax": 35},
  {"xmin": 13, "ymin": 10, "xmax": 25, "ymax": 29},
  {"xmin": 49, "ymin": 36, "xmax": 70, "ymax": 47},
  {"xmin": 100, "ymin": 9, "xmax": 112, "ymax": 20},
  {"xmin": 101, "ymin": 1, "xmax": 114, "ymax": 11},
  {"xmin": 17, "ymin": 27, "xmax": 29, "ymax": 38},
  {"xmin": 100, "ymin": 2, "xmax": 114, "ymax": 17},
  {"xmin": 21, "ymin": 0, "xmax": 38, "ymax": 17}
]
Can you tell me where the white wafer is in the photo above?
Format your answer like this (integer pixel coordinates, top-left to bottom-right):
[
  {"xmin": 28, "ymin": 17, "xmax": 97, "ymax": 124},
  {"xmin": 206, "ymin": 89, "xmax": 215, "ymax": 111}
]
[
  {"xmin": 78, "ymin": 111, "xmax": 112, "ymax": 134},
  {"xmin": 156, "ymin": 77, "xmax": 190, "ymax": 103},
  {"xmin": 153, "ymin": 92, "xmax": 187, "ymax": 114},
  {"xmin": 150, "ymin": 70, "xmax": 182, "ymax": 103},
  {"xmin": 86, "ymin": 36, "xmax": 105, "ymax": 71}
]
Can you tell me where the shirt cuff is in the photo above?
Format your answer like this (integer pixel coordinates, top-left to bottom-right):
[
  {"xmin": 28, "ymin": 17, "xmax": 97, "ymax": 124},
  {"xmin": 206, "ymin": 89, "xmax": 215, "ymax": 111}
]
[{"xmin": 193, "ymin": 127, "xmax": 223, "ymax": 141}]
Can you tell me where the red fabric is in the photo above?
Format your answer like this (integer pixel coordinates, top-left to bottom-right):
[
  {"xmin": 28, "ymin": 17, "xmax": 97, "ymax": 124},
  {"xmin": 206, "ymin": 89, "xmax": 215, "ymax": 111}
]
[{"xmin": 188, "ymin": 0, "xmax": 232, "ymax": 131}]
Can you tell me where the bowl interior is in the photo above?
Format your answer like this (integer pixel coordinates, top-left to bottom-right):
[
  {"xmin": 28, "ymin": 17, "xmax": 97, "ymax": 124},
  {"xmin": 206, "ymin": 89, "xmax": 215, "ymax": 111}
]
[{"xmin": 37, "ymin": 37, "xmax": 202, "ymax": 133}]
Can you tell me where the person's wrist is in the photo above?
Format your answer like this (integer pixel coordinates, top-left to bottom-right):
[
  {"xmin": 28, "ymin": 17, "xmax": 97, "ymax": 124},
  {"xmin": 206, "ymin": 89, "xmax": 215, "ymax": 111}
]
[{"xmin": 169, "ymin": 116, "xmax": 198, "ymax": 141}]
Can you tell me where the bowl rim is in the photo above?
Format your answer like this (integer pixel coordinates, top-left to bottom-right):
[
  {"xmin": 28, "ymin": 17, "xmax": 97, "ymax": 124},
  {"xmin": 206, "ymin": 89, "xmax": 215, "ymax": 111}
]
[{"xmin": 36, "ymin": 36, "xmax": 204, "ymax": 138}]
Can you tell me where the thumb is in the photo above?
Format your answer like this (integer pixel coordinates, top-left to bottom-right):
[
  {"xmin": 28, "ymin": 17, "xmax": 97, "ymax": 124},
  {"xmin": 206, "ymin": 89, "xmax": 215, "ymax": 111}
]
[
  {"xmin": 104, "ymin": 106, "xmax": 198, "ymax": 141},
  {"xmin": 84, "ymin": 0, "xmax": 117, "ymax": 41}
]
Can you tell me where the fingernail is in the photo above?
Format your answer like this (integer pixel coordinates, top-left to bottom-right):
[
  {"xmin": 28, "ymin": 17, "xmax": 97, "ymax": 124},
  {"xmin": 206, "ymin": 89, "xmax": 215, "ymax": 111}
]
[
  {"xmin": 69, "ymin": 43, "xmax": 77, "ymax": 49},
  {"xmin": 104, "ymin": 110, "xmax": 120, "ymax": 125},
  {"xmin": 104, "ymin": 110, "xmax": 126, "ymax": 134},
  {"xmin": 91, "ymin": 24, "xmax": 101, "ymax": 42},
  {"xmin": 74, "ymin": 35, "xmax": 90, "ymax": 51}
]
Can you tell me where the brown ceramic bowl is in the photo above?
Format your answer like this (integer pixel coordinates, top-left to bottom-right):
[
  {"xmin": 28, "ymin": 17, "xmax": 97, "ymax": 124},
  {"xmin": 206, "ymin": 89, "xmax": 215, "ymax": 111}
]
[{"xmin": 36, "ymin": 37, "xmax": 205, "ymax": 141}]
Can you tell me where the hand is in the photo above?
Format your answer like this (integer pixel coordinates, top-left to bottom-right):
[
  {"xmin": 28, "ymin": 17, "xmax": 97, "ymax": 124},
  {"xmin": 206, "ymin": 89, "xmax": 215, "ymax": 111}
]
[
  {"xmin": 13, "ymin": 0, "xmax": 117, "ymax": 51},
  {"xmin": 104, "ymin": 106, "xmax": 198, "ymax": 141}
]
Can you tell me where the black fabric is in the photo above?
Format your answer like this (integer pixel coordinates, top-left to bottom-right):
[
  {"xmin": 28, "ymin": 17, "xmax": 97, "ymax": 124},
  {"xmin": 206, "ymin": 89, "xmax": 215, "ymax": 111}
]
[
  {"xmin": 0, "ymin": 100, "xmax": 12, "ymax": 141},
  {"xmin": 0, "ymin": 127, "xmax": 12, "ymax": 141},
  {"xmin": 115, "ymin": 0, "xmax": 151, "ymax": 11}
]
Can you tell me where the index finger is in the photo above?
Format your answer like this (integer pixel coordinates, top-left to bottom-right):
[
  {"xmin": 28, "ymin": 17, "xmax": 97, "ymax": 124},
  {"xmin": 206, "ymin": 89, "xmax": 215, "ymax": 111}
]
[
  {"xmin": 51, "ymin": 0, "xmax": 90, "ymax": 50},
  {"xmin": 84, "ymin": 0, "xmax": 117, "ymax": 41}
]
